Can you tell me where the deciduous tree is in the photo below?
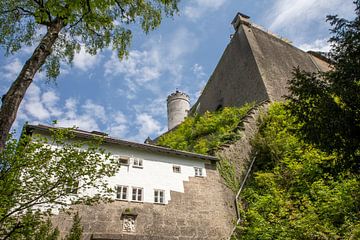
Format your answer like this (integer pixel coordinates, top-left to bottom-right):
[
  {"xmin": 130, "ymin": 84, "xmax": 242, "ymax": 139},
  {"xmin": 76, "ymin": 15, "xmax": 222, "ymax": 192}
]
[
  {"xmin": 287, "ymin": 0, "xmax": 360, "ymax": 171},
  {"xmin": 0, "ymin": 127, "xmax": 119, "ymax": 239},
  {"xmin": 0, "ymin": 0, "xmax": 179, "ymax": 150}
]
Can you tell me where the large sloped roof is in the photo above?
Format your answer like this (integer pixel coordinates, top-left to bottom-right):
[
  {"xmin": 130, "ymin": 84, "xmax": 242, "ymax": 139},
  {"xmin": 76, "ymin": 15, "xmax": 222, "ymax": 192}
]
[{"xmin": 191, "ymin": 13, "xmax": 331, "ymax": 115}]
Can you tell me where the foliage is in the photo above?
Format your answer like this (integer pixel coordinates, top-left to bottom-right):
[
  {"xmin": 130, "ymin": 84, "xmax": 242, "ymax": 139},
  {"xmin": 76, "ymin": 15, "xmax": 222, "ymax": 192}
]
[
  {"xmin": 235, "ymin": 103, "xmax": 360, "ymax": 239},
  {"xmin": 157, "ymin": 103, "xmax": 254, "ymax": 155},
  {"xmin": 287, "ymin": 0, "xmax": 360, "ymax": 171},
  {"xmin": 0, "ymin": 0, "xmax": 179, "ymax": 77},
  {"xmin": 0, "ymin": 127, "xmax": 119, "ymax": 239},
  {"xmin": 64, "ymin": 212, "xmax": 83, "ymax": 240},
  {"xmin": 0, "ymin": 0, "xmax": 179, "ymax": 151},
  {"xmin": 217, "ymin": 157, "xmax": 240, "ymax": 193}
]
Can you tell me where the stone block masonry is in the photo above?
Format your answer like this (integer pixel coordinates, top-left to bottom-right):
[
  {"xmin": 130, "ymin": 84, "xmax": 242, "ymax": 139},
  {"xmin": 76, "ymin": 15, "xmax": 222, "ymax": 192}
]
[{"xmin": 52, "ymin": 163, "xmax": 236, "ymax": 240}]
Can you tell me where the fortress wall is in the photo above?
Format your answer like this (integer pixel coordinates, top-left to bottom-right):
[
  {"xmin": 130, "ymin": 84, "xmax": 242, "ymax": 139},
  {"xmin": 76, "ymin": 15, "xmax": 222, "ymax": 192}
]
[
  {"xmin": 217, "ymin": 103, "xmax": 269, "ymax": 179},
  {"xmin": 52, "ymin": 163, "xmax": 236, "ymax": 240},
  {"xmin": 250, "ymin": 27, "xmax": 326, "ymax": 102},
  {"xmin": 193, "ymin": 26, "xmax": 269, "ymax": 115}
]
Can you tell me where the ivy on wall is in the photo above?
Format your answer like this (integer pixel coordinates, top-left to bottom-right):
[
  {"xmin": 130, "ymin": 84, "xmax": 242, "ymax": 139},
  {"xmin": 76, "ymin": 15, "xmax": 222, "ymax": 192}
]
[{"xmin": 157, "ymin": 103, "xmax": 254, "ymax": 155}]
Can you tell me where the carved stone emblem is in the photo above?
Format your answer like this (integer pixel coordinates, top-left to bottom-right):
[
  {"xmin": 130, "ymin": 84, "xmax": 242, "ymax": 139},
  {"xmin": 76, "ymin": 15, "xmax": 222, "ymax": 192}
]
[{"xmin": 122, "ymin": 215, "xmax": 136, "ymax": 232}]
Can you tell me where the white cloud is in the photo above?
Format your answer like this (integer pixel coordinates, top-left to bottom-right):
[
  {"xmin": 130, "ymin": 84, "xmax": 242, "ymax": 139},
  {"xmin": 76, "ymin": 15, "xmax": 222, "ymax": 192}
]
[
  {"xmin": 2, "ymin": 58, "xmax": 22, "ymax": 81},
  {"xmin": 57, "ymin": 99, "xmax": 107, "ymax": 131},
  {"xmin": 82, "ymin": 100, "xmax": 107, "ymax": 123},
  {"xmin": 42, "ymin": 90, "xmax": 62, "ymax": 117},
  {"xmin": 130, "ymin": 113, "xmax": 162, "ymax": 142},
  {"xmin": 73, "ymin": 47, "xmax": 99, "ymax": 71},
  {"xmin": 192, "ymin": 63, "xmax": 206, "ymax": 79},
  {"xmin": 298, "ymin": 38, "xmax": 331, "ymax": 52},
  {"xmin": 268, "ymin": 0, "xmax": 354, "ymax": 35},
  {"xmin": 133, "ymin": 96, "xmax": 167, "ymax": 118},
  {"xmin": 104, "ymin": 50, "xmax": 161, "ymax": 83},
  {"xmin": 184, "ymin": 0, "xmax": 227, "ymax": 20},
  {"xmin": 23, "ymin": 84, "xmax": 51, "ymax": 120},
  {"xmin": 104, "ymin": 27, "xmax": 198, "ymax": 98},
  {"xmin": 106, "ymin": 111, "xmax": 128, "ymax": 138}
]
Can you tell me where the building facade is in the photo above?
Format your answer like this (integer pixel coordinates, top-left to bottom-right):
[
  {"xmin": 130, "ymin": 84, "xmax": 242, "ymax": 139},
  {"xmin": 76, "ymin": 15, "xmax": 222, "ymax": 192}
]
[{"xmin": 26, "ymin": 124, "xmax": 235, "ymax": 240}]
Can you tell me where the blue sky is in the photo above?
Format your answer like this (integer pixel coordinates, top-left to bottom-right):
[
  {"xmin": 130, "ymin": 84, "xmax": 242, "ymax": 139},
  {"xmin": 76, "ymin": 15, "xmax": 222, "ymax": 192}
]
[{"xmin": 0, "ymin": 0, "xmax": 355, "ymax": 142}]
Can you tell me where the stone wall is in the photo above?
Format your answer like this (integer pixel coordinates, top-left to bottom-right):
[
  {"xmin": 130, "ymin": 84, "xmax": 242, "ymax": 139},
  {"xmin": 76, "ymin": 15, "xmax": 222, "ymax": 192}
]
[
  {"xmin": 191, "ymin": 25, "xmax": 269, "ymax": 115},
  {"xmin": 217, "ymin": 102, "xmax": 269, "ymax": 179},
  {"xmin": 53, "ymin": 163, "xmax": 236, "ymax": 240}
]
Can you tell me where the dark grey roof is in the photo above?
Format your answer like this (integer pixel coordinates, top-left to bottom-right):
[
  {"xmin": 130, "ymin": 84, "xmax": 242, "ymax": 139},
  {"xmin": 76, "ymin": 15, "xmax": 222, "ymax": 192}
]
[{"xmin": 25, "ymin": 124, "xmax": 218, "ymax": 162}]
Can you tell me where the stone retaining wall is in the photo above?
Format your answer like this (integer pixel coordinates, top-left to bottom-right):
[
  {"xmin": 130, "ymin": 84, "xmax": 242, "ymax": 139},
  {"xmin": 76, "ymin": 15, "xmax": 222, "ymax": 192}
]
[{"xmin": 53, "ymin": 163, "xmax": 235, "ymax": 240}]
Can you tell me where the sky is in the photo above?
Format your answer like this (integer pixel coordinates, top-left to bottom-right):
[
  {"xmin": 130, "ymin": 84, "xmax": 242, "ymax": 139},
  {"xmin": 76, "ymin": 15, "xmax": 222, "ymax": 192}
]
[{"xmin": 0, "ymin": 0, "xmax": 355, "ymax": 143}]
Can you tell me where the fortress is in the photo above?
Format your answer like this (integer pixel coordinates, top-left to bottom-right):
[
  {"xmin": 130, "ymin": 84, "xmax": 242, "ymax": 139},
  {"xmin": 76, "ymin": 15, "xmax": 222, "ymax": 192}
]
[{"xmin": 27, "ymin": 13, "xmax": 331, "ymax": 240}]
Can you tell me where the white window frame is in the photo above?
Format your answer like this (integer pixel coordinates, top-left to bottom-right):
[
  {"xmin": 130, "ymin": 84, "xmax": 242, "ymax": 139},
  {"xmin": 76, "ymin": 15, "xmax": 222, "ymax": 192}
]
[
  {"xmin": 194, "ymin": 167, "xmax": 203, "ymax": 177},
  {"xmin": 154, "ymin": 189, "xmax": 165, "ymax": 204},
  {"xmin": 116, "ymin": 185, "xmax": 128, "ymax": 200},
  {"xmin": 173, "ymin": 165, "xmax": 181, "ymax": 173},
  {"xmin": 132, "ymin": 158, "xmax": 143, "ymax": 168},
  {"xmin": 131, "ymin": 187, "xmax": 143, "ymax": 202}
]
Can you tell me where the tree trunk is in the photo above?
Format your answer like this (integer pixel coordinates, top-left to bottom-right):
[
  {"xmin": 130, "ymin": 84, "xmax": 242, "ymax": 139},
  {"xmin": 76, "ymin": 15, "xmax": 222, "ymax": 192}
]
[{"xmin": 0, "ymin": 19, "xmax": 64, "ymax": 151}]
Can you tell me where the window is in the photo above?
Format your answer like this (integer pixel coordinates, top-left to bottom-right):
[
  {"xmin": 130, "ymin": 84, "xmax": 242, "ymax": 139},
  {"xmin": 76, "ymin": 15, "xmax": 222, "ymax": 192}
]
[
  {"xmin": 173, "ymin": 165, "xmax": 181, "ymax": 173},
  {"xmin": 154, "ymin": 190, "xmax": 165, "ymax": 204},
  {"xmin": 65, "ymin": 180, "xmax": 79, "ymax": 194},
  {"xmin": 133, "ymin": 158, "xmax": 143, "ymax": 168},
  {"xmin": 118, "ymin": 156, "xmax": 130, "ymax": 165},
  {"xmin": 131, "ymin": 187, "xmax": 143, "ymax": 202},
  {"xmin": 116, "ymin": 185, "xmax": 128, "ymax": 200},
  {"xmin": 194, "ymin": 167, "xmax": 203, "ymax": 177}
]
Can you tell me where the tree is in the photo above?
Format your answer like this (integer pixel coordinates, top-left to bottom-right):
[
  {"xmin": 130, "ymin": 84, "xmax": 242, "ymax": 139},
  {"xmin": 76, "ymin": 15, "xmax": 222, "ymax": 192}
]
[
  {"xmin": 0, "ymin": 0, "xmax": 179, "ymax": 150},
  {"xmin": 0, "ymin": 127, "xmax": 120, "ymax": 239},
  {"xmin": 64, "ymin": 213, "xmax": 83, "ymax": 240},
  {"xmin": 236, "ymin": 103, "xmax": 360, "ymax": 239},
  {"xmin": 287, "ymin": 0, "xmax": 360, "ymax": 172}
]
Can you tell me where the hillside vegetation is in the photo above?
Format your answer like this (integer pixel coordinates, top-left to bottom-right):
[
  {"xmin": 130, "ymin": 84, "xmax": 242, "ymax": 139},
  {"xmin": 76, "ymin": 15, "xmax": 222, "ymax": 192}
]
[
  {"xmin": 157, "ymin": 103, "xmax": 254, "ymax": 155},
  {"xmin": 236, "ymin": 103, "xmax": 360, "ymax": 239}
]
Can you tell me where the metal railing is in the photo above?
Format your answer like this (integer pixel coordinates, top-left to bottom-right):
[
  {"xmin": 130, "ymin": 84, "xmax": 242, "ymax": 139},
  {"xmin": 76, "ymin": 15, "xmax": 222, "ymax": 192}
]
[{"xmin": 228, "ymin": 155, "xmax": 257, "ymax": 240}]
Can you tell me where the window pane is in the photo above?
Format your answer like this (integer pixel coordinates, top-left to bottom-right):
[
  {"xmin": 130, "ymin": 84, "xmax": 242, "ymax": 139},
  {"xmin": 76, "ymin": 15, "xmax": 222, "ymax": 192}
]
[
  {"xmin": 132, "ymin": 188, "xmax": 137, "ymax": 200},
  {"xmin": 138, "ymin": 189, "xmax": 142, "ymax": 201},
  {"xmin": 122, "ymin": 187, "xmax": 127, "ymax": 199}
]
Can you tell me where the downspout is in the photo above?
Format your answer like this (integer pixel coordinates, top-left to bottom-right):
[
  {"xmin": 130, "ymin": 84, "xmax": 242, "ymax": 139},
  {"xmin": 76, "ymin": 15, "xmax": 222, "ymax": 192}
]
[{"xmin": 228, "ymin": 154, "xmax": 257, "ymax": 240}]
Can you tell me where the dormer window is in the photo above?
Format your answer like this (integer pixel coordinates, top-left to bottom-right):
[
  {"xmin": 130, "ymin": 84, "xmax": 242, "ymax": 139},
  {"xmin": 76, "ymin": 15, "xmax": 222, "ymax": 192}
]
[{"xmin": 133, "ymin": 158, "xmax": 143, "ymax": 168}]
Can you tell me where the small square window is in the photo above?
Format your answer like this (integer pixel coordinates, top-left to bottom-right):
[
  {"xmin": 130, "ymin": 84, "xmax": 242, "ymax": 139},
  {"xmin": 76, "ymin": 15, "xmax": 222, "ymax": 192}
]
[
  {"xmin": 133, "ymin": 158, "xmax": 143, "ymax": 168},
  {"xmin": 118, "ymin": 156, "xmax": 130, "ymax": 165},
  {"xmin": 132, "ymin": 187, "xmax": 143, "ymax": 202},
  {"xmin": 116, "ymin": 185, "xmax": 128, "ymax": 200},
  {"xmin": 173, "ymin": 165, "xmax": 181, "ymax": 173},
  {"xmin": 194, "ymin": 167, "xmax": 203, "ymax": 177},
  {"xmin": 154, "ymin": 189, "xmax": 165, "ymax": 204}
]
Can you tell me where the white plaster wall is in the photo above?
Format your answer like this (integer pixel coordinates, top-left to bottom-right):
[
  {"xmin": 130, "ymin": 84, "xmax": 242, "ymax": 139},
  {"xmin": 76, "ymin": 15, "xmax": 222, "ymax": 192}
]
[
  {"xmin": 104, "ymin": 144, "xmax": 208, "ymax": 204},
  {"xmin": 30, "ymin": 130, "xmax": 210, "ymax": 209}
]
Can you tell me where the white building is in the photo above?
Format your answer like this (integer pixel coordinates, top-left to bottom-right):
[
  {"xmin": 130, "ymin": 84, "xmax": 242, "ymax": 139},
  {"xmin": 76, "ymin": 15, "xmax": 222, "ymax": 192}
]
[
  {"xmin": 27, "ymin": 124, "xmax": 217, "ymax": 206},
  {"xmin": 25, "ymin": 124, "xmax": 235, "ymax": 240}
]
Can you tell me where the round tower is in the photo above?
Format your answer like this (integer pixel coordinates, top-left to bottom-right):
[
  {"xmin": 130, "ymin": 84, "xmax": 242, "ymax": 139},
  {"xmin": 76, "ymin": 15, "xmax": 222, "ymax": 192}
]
[{"xmin": 167, "ymin": 90, "xmax": 190, "ymax": 130}]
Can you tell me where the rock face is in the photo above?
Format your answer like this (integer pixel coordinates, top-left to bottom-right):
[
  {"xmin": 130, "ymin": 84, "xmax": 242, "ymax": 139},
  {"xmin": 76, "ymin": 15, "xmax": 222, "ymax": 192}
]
[{"xmin": 53, "ymin": 163, "xmax": 236, "ymax": 240}]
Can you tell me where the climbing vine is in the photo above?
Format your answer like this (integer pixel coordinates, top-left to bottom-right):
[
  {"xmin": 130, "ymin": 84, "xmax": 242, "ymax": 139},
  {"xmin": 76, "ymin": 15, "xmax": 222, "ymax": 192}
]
[{"xmin": 157, "ymin": 103, "xmax": 254, "ymax": 155}]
